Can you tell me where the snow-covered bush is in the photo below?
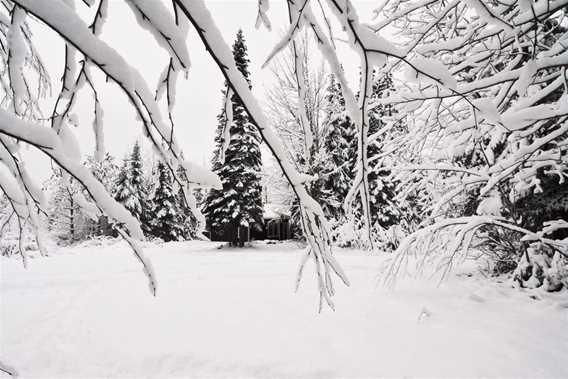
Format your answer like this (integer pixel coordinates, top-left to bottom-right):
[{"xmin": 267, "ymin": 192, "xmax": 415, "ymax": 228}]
[
  {"xmin": 0, "ymin": 233, "xmax": 18, "ymax": 257},
  {"xmin": 513, "ymin": 243, "xmax": 568, "ymax": 292},
  {"xmin": 331, "ymin": 220, "xmax": 362, "ymax": 249},
  {"xmin": 0, "ymin": 228, "xmax": 38, "ymax": 258},
  {"xmin": 475, "ymin": 227, "xmax": 524, "ymax": 275},
  {"xmin": 376, "ymin": 0, "xmax": 568, "ymax": 285},
  {"xmin": 73, "ymin": 235, "xmax": 122, "ymax": 250}
]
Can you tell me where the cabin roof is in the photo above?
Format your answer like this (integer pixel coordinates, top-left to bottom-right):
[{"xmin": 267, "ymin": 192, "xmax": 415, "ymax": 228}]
[{"xmin": 263, "ymin": 203, "xmax": 290, "ymax": 220}]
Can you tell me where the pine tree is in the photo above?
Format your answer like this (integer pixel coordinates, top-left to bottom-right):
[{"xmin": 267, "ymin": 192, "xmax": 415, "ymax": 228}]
[
  {"xmin": 321, "ymin": 75, "xmax": 357, "ymax": 221},
  {"xmin": 366, "ymin": 71, "xmax": 402, "ymax": 230},
  {"xmin": 321, "ymin": 71, "xmax": 406, "ymax": 240},
  {"xmin": 150, "ymin": 162, "xmax": 184, "ymax": 242},
  {"xmin": 114, "ymin": 141, "xmax": 149, "ymax": 229},
  {"xmin": 175, "ymin": 187, "xmax": 195, "ymax": 239},
  {"xmin": 175, "ymin": 164, "xmax": 198, "ymax": 239},
  {"xmin": 114, "ymin": 157, "xmax": 130, "ymax": 207},
  {"xmin": 203, "ymin": 30, "xmax": 263, "ymax": 245}
]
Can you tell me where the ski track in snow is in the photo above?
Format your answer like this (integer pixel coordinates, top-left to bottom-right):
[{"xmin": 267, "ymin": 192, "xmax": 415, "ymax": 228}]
[{"xmin": 1, "ymin": 240, "xmax": 567, "ymax": 378}]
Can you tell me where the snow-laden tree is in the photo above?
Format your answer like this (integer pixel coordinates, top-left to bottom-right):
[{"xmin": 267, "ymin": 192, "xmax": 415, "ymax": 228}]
[
  {"xmin": 150, "ymin": 161, "xmax": 185, "ymax": 242},
  {"xmin": 257, "ymin": 0, "xmax": 567, "ymax": 288},
  {"xmin": 84, "ymin": 153, "xmax": 119, "ymax": 237},
  {"xmin": 86, "ymin": 153, "xmax": 120, "ymax": 195},
  {"xmin": 366, "ymin": 72, "xmax": 400, "ymax": 229},
  {"xmin": 47, "ymin": 172, "xmax": 90, "ymax": 244},
  {"xmin": 203, "ymin": 30, "xmax": 263, "ymax": 246},
  {"xmin": 265, "ymin": 33, "xmax": 331, "ymax": 235},
  {"xmin": 338, "ymin": 71, "xmax": 406, "ymax": 244},
  {"xmin": 0, "ymin": 193, "xmax": 12, "ymax": 235},
  {"xmin": 266, "ymin": 32, "xmax": 328, "ymax": 172},
  {"xmin": 368, "ymin": 1, "xmax": 568, "ymax": 288},
  {"xmin": 320, "ymin": 75, "xmax": 357, "ymax": 222},
  {"xmin": 174, "ymin": 164, "xmax": 198, "ymax": 240},
  {"xmin": 114, "ymin": 141, "xmax": 148, "ymax": 224},
  {"xmin": 320, "ymin": 71, "xmax": 419, "ymax": 249},
  {"xmin": 0, "ymin": 193, "xmax": 19, "ymax": 256}
]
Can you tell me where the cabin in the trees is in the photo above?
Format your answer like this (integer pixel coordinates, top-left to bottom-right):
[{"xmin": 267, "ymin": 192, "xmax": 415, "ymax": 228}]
[
  {"xmin": 263, "ymin": 203, "xmax": 291, "ymax": 240},
  {"xmin": 205, "ymin": 203, "xmax": 292, "ymax": 244},
  {"xmin": 207, "ymin": 222, "xmax": 253, "ymax": 246}
]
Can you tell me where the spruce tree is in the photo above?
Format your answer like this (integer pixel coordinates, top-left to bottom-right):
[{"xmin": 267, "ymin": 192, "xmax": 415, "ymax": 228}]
[
  {"xmin": 321, "ymin": 75, "xmax": 357, "ymax": 221},
  {"xmin": 114, "ymin": 157, "xmax": 130, "ymax": 205},
  {"xmin": 175, "ymin": 186, "xmax": 196, "ymax": 239},
  {"xmin": 367, "ymin": 71, "xmax": 403, "ymax": 230},
  {"xmin": 151, "ymin": 162, "xmax": 184, "ymax": 242},
  {"xmin": 321, "ymin": 72, "xmax": 403, "ymax": 234},
  {"xmin": 114, "ymin": 141, "xmax": 149, "ymax": 228},
  {"xmin": 203, "ymin": 30, "xmax": 263, "ymax": 244},
  {"xmin": 175, "ymin": 164, "xmax": 198, "ymax": 239}
]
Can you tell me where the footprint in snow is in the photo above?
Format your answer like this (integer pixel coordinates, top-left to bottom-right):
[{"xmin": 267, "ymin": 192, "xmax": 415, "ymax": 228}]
[
  {"xmin": 417, "ymin": 307, "xmax": 431, "ymax": 323},
  {"xmin": 468, "ymin": 293, "xmax": 486, "ymax": 303}
]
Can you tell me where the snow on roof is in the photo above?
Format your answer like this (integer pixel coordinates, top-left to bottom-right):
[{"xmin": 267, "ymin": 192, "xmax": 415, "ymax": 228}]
[{"xmin": 263, "ymin": 203, "xmax": 290, "ymax": 220}]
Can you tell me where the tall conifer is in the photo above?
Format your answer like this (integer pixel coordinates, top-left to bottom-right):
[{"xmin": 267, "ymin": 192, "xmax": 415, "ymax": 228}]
[{"xmin": 203, "ymin": 30, "xmax": 263, "ymax": 244}]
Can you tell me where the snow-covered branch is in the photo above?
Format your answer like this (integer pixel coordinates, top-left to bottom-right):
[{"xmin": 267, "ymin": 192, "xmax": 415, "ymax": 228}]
[
  {"xmin": 0, "ymin": 109, "xmax": 144, "ymax": 239},
  {"xmin": 174, "ymin": 0, "xmax": 349, "ymax": 310}
]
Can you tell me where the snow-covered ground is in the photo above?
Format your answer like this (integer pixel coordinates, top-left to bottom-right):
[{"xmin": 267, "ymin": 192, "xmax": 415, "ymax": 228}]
[{"xmin": 1, "ymin": 240, "xmax": 567, "ymax": 378}]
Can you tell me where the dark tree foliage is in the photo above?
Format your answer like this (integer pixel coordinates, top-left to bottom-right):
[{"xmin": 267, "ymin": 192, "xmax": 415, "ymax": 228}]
[
  {"xmin": 113, "ymin": 141, "xmax": 153, "ymax": 235},
  {"xmin": 320, "ymin": 75, "xmax": 357, "ymax": 221},
  {"xmin": 321, "ymin": 72, "xmax": 404, "ymax": 231},
  {"xmin": 203, "ymin": 30, "xmax": 263, "ymax": 245},
  {"xmin": 366, "ymin": 72, "xmax": 403, "ymax": 229},
  {"xmin": 150, "ymin": 162, "xmax": 185, "ymax": 242},
  {"xmin": 175, "ymin": 165, "xmax": 198, "ymax": 239}
]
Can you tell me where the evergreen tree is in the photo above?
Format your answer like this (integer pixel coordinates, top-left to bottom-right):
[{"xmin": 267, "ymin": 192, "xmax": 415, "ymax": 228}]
[
  {"xmin": 114, "ymin": 141, "xmax": 149, "ymax": 230},
  {"xmin": 203, "ymin": 30, "xmax": 263, "ymax": 245},
  {"xmin": 321, "ymin": 75, "xmax": 357, "ymax": 221},
  {"xmin": 150, "ymin": 162, "xmax": 184, "ymax": 242},
  {"xmin": 142, "ymin": 160, "xmax": 159, "ymax": 234},
  {"xmin": 366, "ymin": 71, "xmax": 402, "ymax": 230},
  {"xmin": 114, "ymin": 157, "xmax": 130, "ymax": 205},
  {"xmin": 321, "ymin": 71, "xmax": 409, "ymax": 241},
  {"xmin": 175, "ymin": 164, "xmax": 198, "ymax": 239},
  {"xmin": 175, "ymin": 187, "xmax": 196, "ymax": 239}
]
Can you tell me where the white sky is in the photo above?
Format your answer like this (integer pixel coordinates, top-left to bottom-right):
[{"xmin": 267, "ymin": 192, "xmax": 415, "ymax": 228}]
[{"xmin": 24, "ymin": 0, "xmax": 378, "ymax": 183}]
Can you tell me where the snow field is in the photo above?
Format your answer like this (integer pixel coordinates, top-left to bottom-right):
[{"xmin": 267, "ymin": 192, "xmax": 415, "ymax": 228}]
[{"xmin": 1, "ymin": 240, "xmax": 567, "ymax": 378}]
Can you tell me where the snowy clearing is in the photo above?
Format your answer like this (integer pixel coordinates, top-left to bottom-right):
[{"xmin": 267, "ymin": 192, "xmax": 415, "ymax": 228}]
[{"xmin": 1, "ymin": 240, "xmax": 568, "ymax": 378}]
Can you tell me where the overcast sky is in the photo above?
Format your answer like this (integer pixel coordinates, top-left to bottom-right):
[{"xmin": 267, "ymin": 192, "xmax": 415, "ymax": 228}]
[{"xmin": 25, "ymin": 0, "xmax": 378, "ymax": 183}]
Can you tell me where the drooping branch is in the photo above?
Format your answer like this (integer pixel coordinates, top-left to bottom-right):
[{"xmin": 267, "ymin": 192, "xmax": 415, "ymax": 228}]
[
  {"xmin": 0, "ymin": 358, "xmax": 18, "ymax": 378},
  {"xmin": 14, "ymin": 0, "xmax": 219, "ymax": 251},
  {"xmin": 174, "ymin": 0, "xmax": 349, "ymax": 310},
  {"xmin": 116, "ymin": 226, "xmax": 157, "ymax": 296},
  {"xmin": 385, "ymin": 215, "xmax": 568, "ymax": 287},
  {"xmin": 0, "ymin": 109, "xmax": 145, "ymax": 239}
]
